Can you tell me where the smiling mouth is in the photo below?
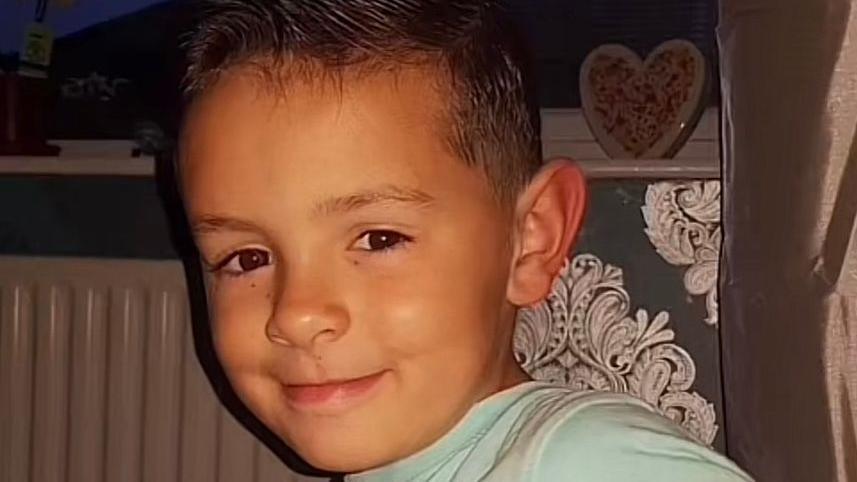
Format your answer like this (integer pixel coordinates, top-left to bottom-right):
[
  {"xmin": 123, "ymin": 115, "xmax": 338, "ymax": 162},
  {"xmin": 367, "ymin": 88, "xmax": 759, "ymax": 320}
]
[{"xmin": 281, "ymin": 371, "xmax": 389, "ymax": 411}]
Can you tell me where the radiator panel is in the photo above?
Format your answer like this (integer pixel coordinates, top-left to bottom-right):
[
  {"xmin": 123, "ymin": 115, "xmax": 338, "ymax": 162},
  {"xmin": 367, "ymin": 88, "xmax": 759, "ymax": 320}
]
[{"xmin": 0, "ymin": 257, "xmax": 318, "ymax": 482}]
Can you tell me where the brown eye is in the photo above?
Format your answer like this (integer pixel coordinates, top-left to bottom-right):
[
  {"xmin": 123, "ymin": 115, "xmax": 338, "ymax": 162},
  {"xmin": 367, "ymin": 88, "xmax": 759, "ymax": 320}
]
[
  {"xmin": 237, "ymin": 249, "xmax": 270, "ymax": 271},
  {"xmin": 218, "ymin": 248, "xmax": 272, "ymax": 275},
  {"xmin": 355, "ymin": 230, "xmax": 412, "ymax": 252}
]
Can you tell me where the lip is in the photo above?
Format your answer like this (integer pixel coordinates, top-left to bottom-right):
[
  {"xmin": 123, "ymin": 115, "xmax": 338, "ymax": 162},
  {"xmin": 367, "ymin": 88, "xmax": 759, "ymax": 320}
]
[{"xmin": 281, "ymin": 370, "xmax": 389, "ymax": 413}]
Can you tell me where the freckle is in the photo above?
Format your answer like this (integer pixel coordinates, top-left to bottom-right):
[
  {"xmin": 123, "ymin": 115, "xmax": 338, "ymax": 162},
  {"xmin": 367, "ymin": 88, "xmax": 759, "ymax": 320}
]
[{"xmin": 250, "ymin": 283, "xmax": 257, "ymax": 288}]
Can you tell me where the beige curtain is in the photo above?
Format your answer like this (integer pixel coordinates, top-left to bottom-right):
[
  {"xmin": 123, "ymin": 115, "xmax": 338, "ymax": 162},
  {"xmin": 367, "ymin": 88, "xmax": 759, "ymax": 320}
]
[{"xmin": 718, "ymin": 0, "xmax": 857, "ymax": 480}]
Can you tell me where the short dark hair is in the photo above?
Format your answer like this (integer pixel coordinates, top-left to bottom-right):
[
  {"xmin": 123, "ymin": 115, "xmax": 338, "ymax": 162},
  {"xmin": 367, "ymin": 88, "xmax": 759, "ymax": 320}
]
[{"xmin": 184, "ymin": 0, "xmax": 542, "ymax": 201}]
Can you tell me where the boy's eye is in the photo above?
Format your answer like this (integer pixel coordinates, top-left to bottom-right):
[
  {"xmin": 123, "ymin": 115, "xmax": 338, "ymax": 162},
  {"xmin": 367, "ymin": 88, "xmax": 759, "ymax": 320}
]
[
  {"xmin": 353, "ymin": 230, "xmax": 412, "ymax": 252},
  {"xmin": 215, "ymin": 248, "xmax": 272, "ymax": 275}
]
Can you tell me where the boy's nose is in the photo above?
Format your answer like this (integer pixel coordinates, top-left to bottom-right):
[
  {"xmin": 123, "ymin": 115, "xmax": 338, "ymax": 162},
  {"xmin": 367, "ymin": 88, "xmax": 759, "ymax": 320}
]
[{"xmin": 265, "ymin": 280, "xmax": 350, "ymax": 349}]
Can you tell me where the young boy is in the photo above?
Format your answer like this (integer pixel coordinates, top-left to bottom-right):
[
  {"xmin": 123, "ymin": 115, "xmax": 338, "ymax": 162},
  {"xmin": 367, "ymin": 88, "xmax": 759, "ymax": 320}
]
[{"xmin": 178, "ymin": 1, "xmax": 752, "ymax": 480}]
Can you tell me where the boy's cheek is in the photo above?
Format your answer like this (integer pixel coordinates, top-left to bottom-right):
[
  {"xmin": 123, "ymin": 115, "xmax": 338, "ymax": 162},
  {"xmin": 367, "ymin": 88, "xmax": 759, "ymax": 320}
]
[
  {"xmin": 209, "ymin": 289, "xmax": 273, "ymax": 363},
  {"xmin": 211, "ymin": 320, "xmax": 263, "ymax": 373},
  {"xmin": 365, "ymin": 281, "xmax": 495, "ymax": 356}
]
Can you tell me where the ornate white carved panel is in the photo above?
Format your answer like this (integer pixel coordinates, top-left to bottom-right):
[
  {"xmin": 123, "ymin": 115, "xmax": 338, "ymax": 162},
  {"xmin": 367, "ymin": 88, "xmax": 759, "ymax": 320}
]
[
  {"xmin": 514, "ymin": 254, "xmax": 717, "ymax": 445},
  {"xmin": 642, "ymin": 181, "xmax": 722, "ymax": 326}
]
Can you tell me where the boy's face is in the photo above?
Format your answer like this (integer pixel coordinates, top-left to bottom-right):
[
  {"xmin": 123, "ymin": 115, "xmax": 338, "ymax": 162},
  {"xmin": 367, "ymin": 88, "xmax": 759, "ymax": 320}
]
[{"xmin": 181, "ymin": 66, "xmax": 528, "ymax": 471}]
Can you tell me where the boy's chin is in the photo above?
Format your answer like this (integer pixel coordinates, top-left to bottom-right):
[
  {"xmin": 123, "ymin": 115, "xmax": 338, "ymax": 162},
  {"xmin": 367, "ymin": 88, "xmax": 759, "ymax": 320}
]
[{"xmin": 295, "ymin": 440, "xmax": 395, "ymax": 474}]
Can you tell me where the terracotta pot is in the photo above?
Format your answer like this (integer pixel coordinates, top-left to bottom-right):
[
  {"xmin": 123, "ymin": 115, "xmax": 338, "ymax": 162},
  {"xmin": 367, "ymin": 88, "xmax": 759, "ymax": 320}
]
[{"xmin": 0, "ymin": 72, "xmax": 60, "ymax": 156}]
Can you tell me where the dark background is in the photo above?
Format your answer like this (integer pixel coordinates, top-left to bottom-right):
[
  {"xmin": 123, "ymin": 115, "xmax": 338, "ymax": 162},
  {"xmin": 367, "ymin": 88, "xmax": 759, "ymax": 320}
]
[{"xmin": 2, "ymin": 0, "xmax": 718, "ymax": 140}]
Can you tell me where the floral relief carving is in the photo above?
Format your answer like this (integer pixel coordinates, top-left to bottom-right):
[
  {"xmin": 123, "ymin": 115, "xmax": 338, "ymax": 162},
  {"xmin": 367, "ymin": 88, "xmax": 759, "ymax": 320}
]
[
  {"xmin": 642, "ymin": 181, "xmax": 722, "ymax": 326},
  {"xmin": 514, "ymin": 254, "xmax": 717, "ymax": 445}
]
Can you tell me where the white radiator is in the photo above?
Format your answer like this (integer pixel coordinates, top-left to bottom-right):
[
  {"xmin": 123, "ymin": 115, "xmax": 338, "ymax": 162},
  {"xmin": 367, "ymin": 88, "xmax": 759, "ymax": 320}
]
[{"xmin": 0, "ymin": 256, "xmax": 323, "ymax": 482}]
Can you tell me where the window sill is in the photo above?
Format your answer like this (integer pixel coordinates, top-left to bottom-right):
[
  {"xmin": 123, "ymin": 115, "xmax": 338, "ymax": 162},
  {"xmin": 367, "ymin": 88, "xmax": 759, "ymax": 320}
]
[
  {"xmin": 541, "ymin": 107, "xmax": 719, "ymax": 179},
  {"xmin": 0, "ymin": 140, "xmax": 155, "ymax": 176}
]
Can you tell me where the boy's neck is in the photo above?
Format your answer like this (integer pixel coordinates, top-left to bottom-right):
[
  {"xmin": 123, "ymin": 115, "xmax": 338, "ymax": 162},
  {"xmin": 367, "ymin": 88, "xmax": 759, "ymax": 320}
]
[{"xmin": 498, "ymin": 356, "xmax": 533, "ymax": 393}]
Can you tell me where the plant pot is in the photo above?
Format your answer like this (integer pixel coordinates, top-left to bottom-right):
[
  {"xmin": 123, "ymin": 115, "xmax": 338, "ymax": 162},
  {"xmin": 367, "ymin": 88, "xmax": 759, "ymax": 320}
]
[{"xmin": 0, "ymin": 72, "xmax": 60, "ymax": 156}]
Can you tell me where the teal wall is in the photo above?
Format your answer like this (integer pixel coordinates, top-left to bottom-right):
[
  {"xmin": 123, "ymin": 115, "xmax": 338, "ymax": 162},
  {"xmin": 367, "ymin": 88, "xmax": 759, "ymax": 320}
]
[{"xmin": 0, "ymin": 175, "xmax": 176, "ymax": 258}]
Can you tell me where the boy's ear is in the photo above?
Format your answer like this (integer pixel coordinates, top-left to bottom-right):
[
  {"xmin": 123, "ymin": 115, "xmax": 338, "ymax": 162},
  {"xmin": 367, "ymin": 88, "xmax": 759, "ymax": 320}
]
[{"xmin": 507, "ymin": 158, "xmax": 587, "ymax": 307}]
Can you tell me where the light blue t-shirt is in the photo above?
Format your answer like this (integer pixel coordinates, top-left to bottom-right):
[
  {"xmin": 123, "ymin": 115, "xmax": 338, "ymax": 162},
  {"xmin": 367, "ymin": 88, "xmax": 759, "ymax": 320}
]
[{"xmin": 347, "ymin": 382, "xmax": 752, "ymax": 481}]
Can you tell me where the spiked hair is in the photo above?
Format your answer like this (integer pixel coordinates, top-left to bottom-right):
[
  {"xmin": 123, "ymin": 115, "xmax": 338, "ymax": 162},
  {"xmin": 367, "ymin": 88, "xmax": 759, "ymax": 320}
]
[{"xmin": 184, "ymin": 0, "xmax": 542, "ymax": 201}]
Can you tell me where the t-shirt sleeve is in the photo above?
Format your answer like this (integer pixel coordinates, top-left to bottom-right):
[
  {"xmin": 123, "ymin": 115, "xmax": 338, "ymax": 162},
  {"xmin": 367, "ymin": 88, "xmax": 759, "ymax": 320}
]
[{"xmin": 531, "ymin": 399, "xmax": 753, "ymax": 482}]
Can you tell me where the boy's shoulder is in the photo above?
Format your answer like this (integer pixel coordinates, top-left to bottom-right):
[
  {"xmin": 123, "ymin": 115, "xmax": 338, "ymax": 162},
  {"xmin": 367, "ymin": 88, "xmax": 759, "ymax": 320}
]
[{"xmin": 486, "ymin": 385, "xmax": 753, "ymax": 481}]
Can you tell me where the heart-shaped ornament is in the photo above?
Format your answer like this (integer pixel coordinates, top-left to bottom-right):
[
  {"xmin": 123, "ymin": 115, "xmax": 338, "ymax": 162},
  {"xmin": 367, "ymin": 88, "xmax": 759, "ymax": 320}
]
[{"xmin": 580, "ymin": 39, "xmax": 707, "ymax": 159}]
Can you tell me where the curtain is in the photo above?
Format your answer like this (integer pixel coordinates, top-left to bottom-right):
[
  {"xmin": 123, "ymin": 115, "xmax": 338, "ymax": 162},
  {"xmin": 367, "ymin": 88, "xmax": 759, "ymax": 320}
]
[{"xmin": 718, "ymin": 0, "xmax": 857, "ymax": 479}]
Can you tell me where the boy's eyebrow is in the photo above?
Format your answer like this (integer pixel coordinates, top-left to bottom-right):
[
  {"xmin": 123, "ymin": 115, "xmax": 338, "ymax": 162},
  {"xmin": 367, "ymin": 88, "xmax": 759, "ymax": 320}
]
[
  {"xmin": 313, "ymin": 185, "xmax": 436, "ymax": 217},
  {"xmin": 191, "ymin": 216, "xmax": 262, "ymax": 235},
  {"xmin": 191, "ymin": 185, "xmax": 435, "ymax": 235}
]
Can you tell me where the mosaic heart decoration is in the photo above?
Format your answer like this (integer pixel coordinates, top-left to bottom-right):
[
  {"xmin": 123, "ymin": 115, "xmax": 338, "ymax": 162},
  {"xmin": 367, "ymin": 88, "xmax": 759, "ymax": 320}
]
[{"xmin": 580, "ymin": 39, "xmax": 707, "ymax": 159}]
